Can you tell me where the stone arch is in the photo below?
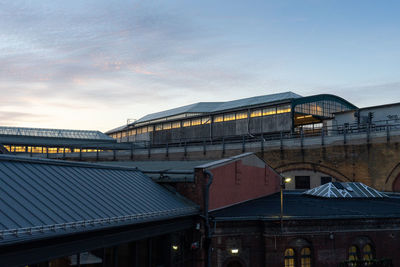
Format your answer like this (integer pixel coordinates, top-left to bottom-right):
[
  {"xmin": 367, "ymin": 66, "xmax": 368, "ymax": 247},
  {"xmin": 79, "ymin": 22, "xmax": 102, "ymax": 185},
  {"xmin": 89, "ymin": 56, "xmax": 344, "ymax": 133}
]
[
  {"xmin": 274, "ymin": 161, "xmax": 350, "ymax": 182},
  {"xmin": 223, "ymin": 257, "xmax": 246, "ymax": 267}
]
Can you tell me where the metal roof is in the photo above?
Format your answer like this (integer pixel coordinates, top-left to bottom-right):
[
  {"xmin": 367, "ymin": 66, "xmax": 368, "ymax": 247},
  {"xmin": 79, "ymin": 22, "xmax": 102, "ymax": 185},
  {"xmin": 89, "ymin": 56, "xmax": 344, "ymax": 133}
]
[
  {"xmin": 0, "ymin": 126, "xmax": 113, "ymax": 141},
  {"xmin": 211, "ymin": 191, "xmax": 400, "ymax": 221},
  {"xmin": 303, "ymin": 182, "xmax": 388, "ymax": 198},
  {"xmin": 130, "ymin": 91, "xmax": 301, "ymax": 126},
  {"xmin": 135, "ymin": 102, "xmax": 222, "ymax": 124},
  {"xmin": 211, "ymin": 91, "xmax": 301, "ymax": 112},
  {"xmin": 0, "ymin": 155, "xmax": 198, "ymax": 245}
]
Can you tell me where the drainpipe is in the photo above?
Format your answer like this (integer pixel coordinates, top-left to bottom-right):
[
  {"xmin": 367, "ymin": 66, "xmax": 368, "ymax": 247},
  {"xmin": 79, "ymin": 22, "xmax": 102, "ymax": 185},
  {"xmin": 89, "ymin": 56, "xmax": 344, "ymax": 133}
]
[{"xmin": 203, "ymin": 170, "xmax": 214, "ymax": 267}]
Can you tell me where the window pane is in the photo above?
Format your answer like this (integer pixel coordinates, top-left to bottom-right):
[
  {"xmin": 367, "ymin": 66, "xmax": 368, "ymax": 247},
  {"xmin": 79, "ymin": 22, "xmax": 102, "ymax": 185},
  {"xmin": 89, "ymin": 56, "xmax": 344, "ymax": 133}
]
[
  {"xmin": 183, "ymin": 120, "xmax": 191, "ymax": 127},
  {"xmin": 251, "ymin": 109, "xmax": 262, "ymax": 117},
  {"xmin": 163, "ymin": 123, "xmax": 171, "ymax": 130},
  {"xmin": 191, "ymin": 119, "xmax": 201, "ymax": 126},
  {"xmin": 224, "ymin": 113, "xmax": 235, "ymax": 121},
  {"xmin": 349, "ymin": 245, "xmax": 359, "ymax": 261},
  {"xmin": 236, "ymin": 112, "xmax": 248, "ymax": 120},
  {"xmin": 263, "ymin": 107, "xmax": 276, "ymax": 116},
  {"xmin": 301, "ymin": 247, "xmax": 311, "ymax": 267},
  {"xmin": 155, "ymin": 124, "xmax": 162, "ymax": 131},
  {"xmin": 202, "ymin": 117, "xmax": 211, "ymax": 124},
  {"xmin": 295, "ymin": 176, "xmax": 310, "ymax": 189},
  {"xmin": 284, "ymin": 248, "xmax": 295, "ymax": 267},
  {"xmin": 172, "ymin": 122, "xmax": 181, "ymax": 129},
  {"xmin": 277, "ymin": 105, "xmax": 291, "ymax": 114},
  {"xmin": 363, "ymin": 244, "xmax": 373, "ymax": 261},
  {"xmin": 214, "ymin": 115, "xmax": 223, "ymax": 123}
]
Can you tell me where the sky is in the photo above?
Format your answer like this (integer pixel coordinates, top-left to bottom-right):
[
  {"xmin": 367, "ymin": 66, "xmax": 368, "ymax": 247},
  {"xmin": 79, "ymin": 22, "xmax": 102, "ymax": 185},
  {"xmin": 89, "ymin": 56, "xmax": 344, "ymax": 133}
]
[{"xmin": 1, "ymin": 0, "xmax": 399, "ymax": 131}]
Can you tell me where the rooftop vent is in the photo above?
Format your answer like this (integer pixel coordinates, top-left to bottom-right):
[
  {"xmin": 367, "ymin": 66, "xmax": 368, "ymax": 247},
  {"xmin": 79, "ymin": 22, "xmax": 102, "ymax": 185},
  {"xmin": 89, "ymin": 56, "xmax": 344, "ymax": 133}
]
[{"xmin": 303, "ymin": 182, "xmax": 388, "ymax": 198}]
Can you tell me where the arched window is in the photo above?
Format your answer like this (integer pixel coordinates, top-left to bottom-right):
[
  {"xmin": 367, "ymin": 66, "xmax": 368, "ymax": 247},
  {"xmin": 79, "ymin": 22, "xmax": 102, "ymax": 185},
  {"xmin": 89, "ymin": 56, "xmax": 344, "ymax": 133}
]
[
  {"xmin": 363, "ymin": 244, "xmax": 373, "ymax": 261},
  {"xmin": 300, "ymin": 247, "xmax": 311, "ymax": 267},
  {"xmin": 284, "ymin": 248, "xmax": 296, "ymax": 267},
  {"xmin": 348, "ymin": 245, "xmax": 359, "ymax": 261}
]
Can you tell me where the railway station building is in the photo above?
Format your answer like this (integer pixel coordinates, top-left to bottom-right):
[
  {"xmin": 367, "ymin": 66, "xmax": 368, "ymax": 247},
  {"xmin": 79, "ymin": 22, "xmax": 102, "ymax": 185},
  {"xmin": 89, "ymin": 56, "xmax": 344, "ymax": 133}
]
[{"xmin": 106, "ymin": 91, "xmax": 357, "ymax": 145}]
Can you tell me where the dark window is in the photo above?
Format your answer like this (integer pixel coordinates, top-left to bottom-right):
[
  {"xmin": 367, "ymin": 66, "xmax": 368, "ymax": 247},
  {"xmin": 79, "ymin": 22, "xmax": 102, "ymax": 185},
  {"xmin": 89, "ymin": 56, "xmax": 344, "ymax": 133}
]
[
  {"xmin": 321, "ymin": 176, "xmax": 332, "ymax": 185},
  {"xmin": 295, "ymin": 176, "xmax": 310, "ymax": 189}
]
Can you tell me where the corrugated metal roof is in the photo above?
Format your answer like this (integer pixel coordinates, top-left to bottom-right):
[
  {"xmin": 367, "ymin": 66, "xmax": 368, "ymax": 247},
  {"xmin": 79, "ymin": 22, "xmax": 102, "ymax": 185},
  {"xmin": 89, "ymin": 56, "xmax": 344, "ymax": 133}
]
[
  {"xmin": 211, "ymin": 191, "xmax": 400, "ymax": 221},
  {"xmin": 0, "ymin": 155, "xmax": 198, "ymax": 245},
  {"xmin": 135, "ymin": 102, "xmax": 222, "ymax": 123},
  {"xmin": 211, "ymin": 91, "xmax": 301, "ymax": 112},
  {"xmin": 131, "ymin": 91, "xmax": 301, "ymax": 125},
  {"xmin": 0, "ymin": 126, "xmax": 113, "ymax": 141},
  {"xmin": 303, "ymin": 182, "xmax": 388, "ymax": 198}
]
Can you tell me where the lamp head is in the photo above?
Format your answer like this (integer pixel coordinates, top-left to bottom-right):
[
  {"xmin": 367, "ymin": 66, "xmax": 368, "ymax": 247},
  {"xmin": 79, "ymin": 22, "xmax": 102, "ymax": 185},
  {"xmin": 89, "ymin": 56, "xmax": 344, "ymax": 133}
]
[{"xmin": 283, "ymin": 177, "xmax": 292, "ymax": 184}]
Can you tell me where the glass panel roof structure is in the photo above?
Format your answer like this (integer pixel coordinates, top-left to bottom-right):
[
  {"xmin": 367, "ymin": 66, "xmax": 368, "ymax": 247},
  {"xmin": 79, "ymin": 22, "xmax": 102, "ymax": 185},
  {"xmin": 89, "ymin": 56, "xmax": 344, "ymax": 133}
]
[
  {"xmin": 0, "ymin": 126, "xmax": 113, "ymax": 141},
  {"xmin": 303, "ymin": 182, "xmax": 388, "ymax": 198}
]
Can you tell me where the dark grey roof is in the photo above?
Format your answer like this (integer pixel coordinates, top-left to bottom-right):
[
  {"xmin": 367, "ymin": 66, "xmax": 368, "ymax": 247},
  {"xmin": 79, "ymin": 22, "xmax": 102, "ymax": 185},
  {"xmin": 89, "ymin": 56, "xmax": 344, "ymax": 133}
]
[
  {"xmin": 303, "ymin": 182, "xmax": 388, "ymax": 198},
  {"xmin": 98, "ymin": 160, "xmax": 210, "ymax": 182},
  {"xmin": 0, "ymin": 126, "xmax": 112, "ymax": 141},
  {"xmin": 135, "ymin": 102, "xmax": 222, "ymax": 124},
  {"xmin": 130, "ymin": 91, "xmax": 301, "ymax": 125},
  {"xmin": 0, "ymin": 155, "xmax": 198, "ymax": 245},
  {"xmin": 211, "ymin": 91, "xmax": 301, "ymax": 112},
  {"xmin": 211, "ymin": 191, "xmax": 400, "ymax": 221}
]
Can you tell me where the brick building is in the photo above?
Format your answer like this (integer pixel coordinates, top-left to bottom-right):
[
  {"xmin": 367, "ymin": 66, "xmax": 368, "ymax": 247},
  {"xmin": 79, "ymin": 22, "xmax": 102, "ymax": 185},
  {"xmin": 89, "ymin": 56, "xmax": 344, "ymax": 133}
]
[{"xmin": 210, "ymin": 183, "xmax": 399, "ymax": 267}]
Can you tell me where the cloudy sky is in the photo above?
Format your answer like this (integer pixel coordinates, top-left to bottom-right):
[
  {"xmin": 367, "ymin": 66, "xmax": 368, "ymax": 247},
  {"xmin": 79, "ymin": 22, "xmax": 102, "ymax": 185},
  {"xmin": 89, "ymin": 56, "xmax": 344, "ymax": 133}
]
[{"xmin": 1, "ymin": 0, "xmax": 399, "ymax": 131}]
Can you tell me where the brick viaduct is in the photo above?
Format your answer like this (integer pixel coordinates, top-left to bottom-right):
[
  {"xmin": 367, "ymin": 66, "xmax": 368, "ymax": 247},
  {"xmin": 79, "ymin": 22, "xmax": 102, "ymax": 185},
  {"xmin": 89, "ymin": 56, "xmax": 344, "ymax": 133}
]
[{"xmin": 46, "ymin": 129, "xmax": 400, "ymax": 191}]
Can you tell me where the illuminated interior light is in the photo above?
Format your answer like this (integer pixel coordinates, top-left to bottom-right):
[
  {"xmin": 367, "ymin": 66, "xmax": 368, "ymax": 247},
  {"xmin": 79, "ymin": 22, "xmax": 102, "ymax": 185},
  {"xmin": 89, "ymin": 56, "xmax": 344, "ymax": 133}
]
[{"xmin": 231, "ymin": 248, "xmax": 239, "ymax": 254}]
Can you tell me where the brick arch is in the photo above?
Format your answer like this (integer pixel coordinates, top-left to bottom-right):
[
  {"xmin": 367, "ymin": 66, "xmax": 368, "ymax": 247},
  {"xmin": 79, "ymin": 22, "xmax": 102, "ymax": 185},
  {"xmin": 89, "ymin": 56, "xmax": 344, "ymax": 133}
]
[
  {"xmin": 385, "ymin": 162, "xmax": 400, "ymax": 191},
  {"xmin": 392, "ymin": 173, "xmax": 400, "ymax": 192},
  {"xmin": 223, "ymin": 257, "xmax": 246, "ymax": 267},
  {"xmin": 274, "ymin": 162, "xmax": 350, "ymax": 182}
]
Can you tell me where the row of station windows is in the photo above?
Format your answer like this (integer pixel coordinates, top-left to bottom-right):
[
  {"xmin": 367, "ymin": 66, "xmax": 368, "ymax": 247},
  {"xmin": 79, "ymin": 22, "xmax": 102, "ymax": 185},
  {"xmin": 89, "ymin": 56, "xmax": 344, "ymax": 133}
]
[
  {"xmin": 109, "ymin": 105, "xmax": 292, "ymax": 139},
  {"xmin": 4, "ymin": 145, "xmax": 102, "ymax": 154},
  {"xmin": 294, "ymin": 100, "xmax": 350, "ymax": 118},
  {"xmin": 283, "ymin": 243, "xmax": 374, "ymax": 267}
]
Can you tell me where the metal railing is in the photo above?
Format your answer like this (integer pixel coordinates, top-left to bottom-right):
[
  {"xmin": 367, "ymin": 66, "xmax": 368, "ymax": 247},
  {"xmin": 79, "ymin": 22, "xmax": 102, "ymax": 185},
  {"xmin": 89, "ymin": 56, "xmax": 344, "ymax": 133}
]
[{"xmin": 121, "ymin": 119, "xmax": 400, "ymax": 150}]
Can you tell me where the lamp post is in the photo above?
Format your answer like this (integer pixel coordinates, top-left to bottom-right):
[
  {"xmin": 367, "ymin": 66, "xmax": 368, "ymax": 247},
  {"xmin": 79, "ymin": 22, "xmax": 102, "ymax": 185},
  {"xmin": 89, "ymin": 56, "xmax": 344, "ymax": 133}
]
[{"xmin": 280, "ymin": 176, "xmax": 291, "ymax": 232}]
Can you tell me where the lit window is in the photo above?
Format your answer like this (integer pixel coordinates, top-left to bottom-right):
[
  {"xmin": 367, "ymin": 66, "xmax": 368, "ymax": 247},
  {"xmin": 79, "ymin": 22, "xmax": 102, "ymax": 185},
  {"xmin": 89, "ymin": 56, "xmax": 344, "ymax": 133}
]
[
  {"xmin": 47, "ymin": 147, "xmax": 58, "ymax": 153},
  {"xmin": 214, "ymin": 115, "xmax": 223, "ymax": 123},
  {"xmin": 163, "ymin": 123, "xmax": 171, "ymax": 130},
  {"xmin": 277, "ymin": 105, "xmax": 291, "ymax": 114},
  {"xmin": 263, "ymin": 107, "xmax": 276, "ymax": 116},
  {"xmin": 348, "ymin": 245, "xmax": 359, "ymax": 261},
  {"xmin": 155, "ymin": 124, "xmax": 162, "ymax": 131},
  {"xmin": 128, "ymin": 129, "xmax": 136, "ymax": 136},
  {"xmin": 251, "ymin": 110, "xmax": 262, "ymax": 117},
  {"xmin": 301, "ymin": 247, "xmax": 311, "ymax": 267},
  {"xmin": 236, "ymin": 112, "xmax": 248, "ymax": 120},
  {"xmin": 172, "ymin": 122, "xmax": 181, "ymax": 129},
  {"xmin": 284, "ymin": 248, "xmax": 295, "ymax": 267},
  {"xmin": 363, "ymin": 244, "xmax": 373, "ymax": 261},
  {"xmin": 121, "ymin": 131, "xmax": 127, "ymax": 137},
  {"xmin": 147, "ymin": 126, "xmax": 154, "ymax": 132},
  {"xmin": 137, "ymin": 128, "xmax": 142, "ymax": 134},
  {"xmin": 224, "ymin": 113, "xmax": 235, "ymax": 121},
  {"xmin": 183, "ymin": 120, "xmax": 191, "ymax": 127},
  {"xmin": 202, "ymin": 117, "xmax": 211, "ymax": 124},
  {"xmin": 191, "ymin": 119, "xmax": 201, "ymax": 126}
]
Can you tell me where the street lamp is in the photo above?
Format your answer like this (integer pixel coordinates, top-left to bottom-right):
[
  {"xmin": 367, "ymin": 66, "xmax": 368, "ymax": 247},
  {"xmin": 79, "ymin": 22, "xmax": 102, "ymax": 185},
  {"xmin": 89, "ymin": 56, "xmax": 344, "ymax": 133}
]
[{"xmin": 280, "ymin": 176, "xmax": 292, "ymax": 232}]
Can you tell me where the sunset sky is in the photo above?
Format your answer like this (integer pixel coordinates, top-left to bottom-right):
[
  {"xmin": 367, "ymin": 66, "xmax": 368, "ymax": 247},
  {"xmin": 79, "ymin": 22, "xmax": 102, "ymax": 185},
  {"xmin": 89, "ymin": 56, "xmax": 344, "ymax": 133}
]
[{"xmin": 1, "ymin": 0, "xmax": 399, "ymax": 131}]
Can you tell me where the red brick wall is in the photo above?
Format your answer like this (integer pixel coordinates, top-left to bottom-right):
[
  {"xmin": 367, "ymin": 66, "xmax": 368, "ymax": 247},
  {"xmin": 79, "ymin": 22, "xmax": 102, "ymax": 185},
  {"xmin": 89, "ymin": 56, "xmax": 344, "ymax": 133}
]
[{"xmin": 207, "ymin": 156, "xmax": 280, "ymax": 210}]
